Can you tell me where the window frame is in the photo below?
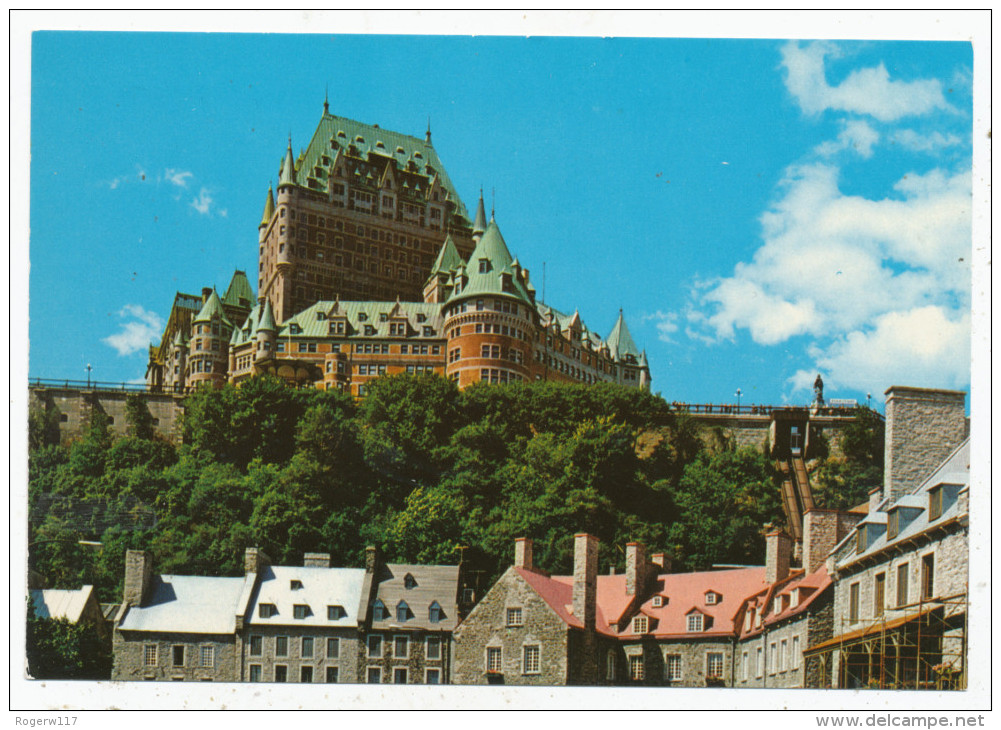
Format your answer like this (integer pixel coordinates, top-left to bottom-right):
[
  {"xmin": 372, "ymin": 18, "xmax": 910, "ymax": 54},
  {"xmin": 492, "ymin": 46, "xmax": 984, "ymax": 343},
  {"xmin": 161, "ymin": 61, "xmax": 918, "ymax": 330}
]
[
  {"xmin": 486, "ymin": 646, "xmax": 503, "ymax": 674},
  {"xmin": 686, "ymin": 613, "xmax": 704, "ymax": 632},
  {"xmin": 874, "ymin": 572, "xmax": 886, "ymax": 617},
  {"xmin": 393, "ymin": 634, "xmax": 409, "ymax": 659},
  {"xmin": 368, "ymin": 634, "xmax": 383, "ymax": 658},
  {"xmin": 522, "ymin": 645, "xmax": 541, "ymax": 675},
  {"xmin": 921, "ymin": 553, "xmax": 935, "ymax": 600},
  {"xmin": 275, "ymin": 635, "xmax": 289, "ymax": 658},
  {"xmin": 628, "ymin": 654, "xmax": 645, "ymax": 682},
  {"xmin": 665, "ymin": 653, "xmax": 682, "ymax": 682},
  {"xmin": 143, "ymin": 644, "xmax": 158, "ymax": 667},
  {"xmin": 506, "ymin": 607, "xmax": 524, "ymax": 627},
  {"xmin": 425, "ymin": 635, "xmax": 442, "ymax": 661},
  {"xmin": 706, "ymin": 652, "xmax": 725, "ymax": 680},
  {"xmin": 172, "ymin": 645, "xmax": 185, "ymax": 668},
  {"xmin": 249, "ymin": 635, "xmax": 263, "ymax": 656},
  {"xmin": 327, "ymin": 637, "xmax": 340, "ymax": 659},
  {"xmin": 248, "ymin": 664, "xmax": 262, "ymax": 682},
  {"xmin": 301, "ymin": 636, "xmax": 314, "ymax": 659},
  {"xmin": 200, "ymin": 644, "xmax": 214, "ymax": 669},
  {"xmin": 897, "ymin": 563, "xmax": 910, "ymax": 607},
  {"xmin": 849, "ymin": 582, "xmax": 860, "ymax": 624}
]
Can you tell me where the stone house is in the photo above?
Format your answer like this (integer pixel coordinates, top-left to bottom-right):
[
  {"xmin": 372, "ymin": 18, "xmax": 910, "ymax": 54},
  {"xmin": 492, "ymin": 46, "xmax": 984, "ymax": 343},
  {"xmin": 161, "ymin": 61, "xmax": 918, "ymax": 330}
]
[
  {"xmin": 30, "ymin": 584, "xmax": 110, "ymax": 643},
  {"xmin": 804, "ymin": 387, "xmax": 970, "ymax": 690}
]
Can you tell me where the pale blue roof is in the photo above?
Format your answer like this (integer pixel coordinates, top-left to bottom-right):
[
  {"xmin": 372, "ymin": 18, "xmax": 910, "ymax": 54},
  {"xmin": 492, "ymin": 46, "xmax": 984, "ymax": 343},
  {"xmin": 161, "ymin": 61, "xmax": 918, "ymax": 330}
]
[
  {"xmin": 247, "ymin": 565, "xmax": 365, "ymax": 628},
  {"xmin": 118, "ymin": 575, "xmax": 251, "ymax": 635}
]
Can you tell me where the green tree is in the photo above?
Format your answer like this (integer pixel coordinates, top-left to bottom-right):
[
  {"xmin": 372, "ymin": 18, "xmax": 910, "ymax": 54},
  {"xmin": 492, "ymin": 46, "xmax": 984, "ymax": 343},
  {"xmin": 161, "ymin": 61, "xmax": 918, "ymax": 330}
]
[
  {"xmin": 124, "ymin": 394, "xmax": 156, "ymax": 440},
  {"xmin": 25, "ymin": 598, "xmax": 111, "ymax": 679}
]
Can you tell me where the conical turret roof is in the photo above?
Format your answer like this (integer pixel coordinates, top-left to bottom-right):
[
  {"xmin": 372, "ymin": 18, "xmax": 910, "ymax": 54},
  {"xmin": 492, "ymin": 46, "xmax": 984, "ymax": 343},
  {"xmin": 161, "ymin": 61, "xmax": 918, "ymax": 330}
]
[
  {"xmin": 192, "ymin": 288, "xmax": 231, "ymax": 326},
  {"xmin": 257, "ymin": 298, "xmax": 277, "ymax": 333},
  {"xmin": 260, "ymin": 185, "xmax": 275, "ymax": 227},
  {"xmin": 606, "ymin": 310, "xmax": 641, "ymax": 362},
  {"xmin": 446, "ymin": 220, "xmax": 532, "ymax": 306},
  {"xmin": 279, "ymin": 142, "xmax": 297, "ymax": 186},
  {"xmin": 429, "ymin": 235, "xmax": 464, "ymax": 276},
  {"xmin": 472, "ymin": 189, "xmax": 488, "ymax": 236}
]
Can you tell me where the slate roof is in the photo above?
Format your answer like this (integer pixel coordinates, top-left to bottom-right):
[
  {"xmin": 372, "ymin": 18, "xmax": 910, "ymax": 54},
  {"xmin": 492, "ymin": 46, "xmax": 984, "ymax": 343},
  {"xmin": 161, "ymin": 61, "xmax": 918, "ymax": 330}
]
[
  {"xmin": 247, "ymin": 565, "xmax": 365, "ymax": 628},
  {"xmin": 836, "ymin": 439, "xmax": 969, "ymax": 571},
  {"xmin": 277, "ymin": 299, "xmax": 445, "ymax": 340},
  {"xmin": 222, "ymin": 270, "xmax": 254, "ymax": 309},
  {"xmin": 118, "ymin": 575, "xmax": 251, "ymax": 635},
  {"xmin": 30, "ymin": 586, "xmax": 95, "ymax": 623},
  {"xmin": 370, "ymin": 563, "xmax": 461, "ymax": 632},
  {"xmin": 606, "ymin": 310, "xmax": 642, "ymax": 361}
]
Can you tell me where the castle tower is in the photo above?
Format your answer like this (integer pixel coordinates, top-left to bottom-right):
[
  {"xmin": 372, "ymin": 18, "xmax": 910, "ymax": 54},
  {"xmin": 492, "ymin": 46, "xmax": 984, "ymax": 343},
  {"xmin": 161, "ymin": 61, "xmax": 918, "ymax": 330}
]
[
  {"xmin": 254, "ymin": 299, "xmax": 277, "ymax": 363},
  {"xmin": 605, "ymin": 309, "xmax": 650, "ymax": 390},
  {"xmin": 471, "ymin": 189, "xmax": 487, "ymax": 244},
  {"xmin": 187, "ymin": 288, "xmax": 233, "ymax": 389},
  {"xmin": 423, "ymin": 235, "xmax": 464, "ymax": 303},
  {"xmin": 443, "ymin": 219, "xmax": 537, "ymax": 388}
]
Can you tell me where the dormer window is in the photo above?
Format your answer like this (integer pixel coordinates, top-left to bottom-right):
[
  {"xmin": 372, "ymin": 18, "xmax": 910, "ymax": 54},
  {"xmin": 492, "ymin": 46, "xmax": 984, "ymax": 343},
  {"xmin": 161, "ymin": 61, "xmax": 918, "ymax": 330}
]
[
  {"xmin": 290, "ymin": 579, "xmax": 303, "ymax": 590},
  {"xmin": 789, "ymin": 589, "xmax": 800, "ymax": 608},
  {"xmin": 259, "ymin": 603, "xmax": 277, "ymax": 618},
  {"xmin": 687, "ymin": 613, "xmax": 704, "ymax": 632},
  {"xmin": 372, "ymin": 599, "xmax": 389, "ymax": 621},
  {"xmin": 773, "ymin": 597, "xmax": 783, "ymax": 615},
  {"xmin": 929, "ymin": 486, "xmax": 944, "ymax": 520},
  {"xmin": 428, "ymin": 601, "xmax": 444, "ymax": 623},
  {"xmin": 887, "ymin": 510, "xmax": 900, "ymax": 540},
  {"xmin": 293, "ymin": 604, "xmax": 311, "ymax": 619},
  {"xmin": 289, "ymin": 323, "xmax": 302, "ymax": 334},
  {"xmin": 479, "ymin": 259, "xmax": 490, "ymax": 274},
  {"xmin": 327, "ymin": 605, "xmax": 346, "ymax": 620},
  {"xmin": 358, "ymin": 312, "xmax": 368, "ymax": 322},
  {"xmin": 396, "ymin": 601, "xmax": 411, "ymax": 623},
  {"xmin": 404, "ymin": 573, "xmax": 417, "ymax": 589},
  {"xmin": 632, "ymin": 615, "xmax": 649, "ymax": 634},
  {"xmin": 651, "ymin": 596, "xmax": 664, "ymax": 608},
  {"xmin": 705, "ymin": 591, "xmax": 720, "ymax": 605},
  {"xmin": 417, "ymin": 313, "xmax": 427, "ymax": 323},
  {"xmin": 856, "ymin": 526, "xmax": 867, "ymax": 554}
]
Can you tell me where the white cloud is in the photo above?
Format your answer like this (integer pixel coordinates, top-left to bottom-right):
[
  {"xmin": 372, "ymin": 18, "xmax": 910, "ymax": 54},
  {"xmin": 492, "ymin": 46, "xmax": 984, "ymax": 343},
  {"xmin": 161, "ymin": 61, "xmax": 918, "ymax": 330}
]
[
  {"xmin": 165, "ymin": 168, "xmax": 193, "ymax": 187},
  {"xmin": 815, "ymin": 119, "xmax": 879, "ymax": 158},
  {"xmin": 191, "ymin": 188, "xmax": 214, "ymax": 215},
  {"xmin": 891, "ymin": 129, "xmax": 963, "ymax": 153},
  {"xmin": 781, "ymin": 42, "xmax": 951, "ymax": 122},
  {"xmin": 102, "ymin": 305, "xmax": 164, "ymax": 356},
  {"xmin": 645, "ymin": 310, "xmax": 679, "ymax": 343}
]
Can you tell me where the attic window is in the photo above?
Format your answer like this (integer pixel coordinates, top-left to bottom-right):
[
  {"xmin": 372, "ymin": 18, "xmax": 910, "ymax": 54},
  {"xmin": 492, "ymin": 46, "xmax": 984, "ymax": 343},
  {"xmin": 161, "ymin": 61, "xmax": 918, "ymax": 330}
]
[
  {"xmin": 396, "ymin": 601, "xmax": 412, "ymax": 623},
  {"xmin": 327, "ymin": 605, "xmax": 346, "ymax": 620},
  {"xmin": 338, "ymin": 131, "xmax": 346, "ymax": 138},
  {"xmin": 293, "ymin": 604, "xmax": 311, "ymax": 619},
  {"xmin": 289, "ymin": 323, "xmax": 302, "ymax": 334},
  {"xmin": 428, "ymin": 601, "xmax": 444, "ymax": 623},
  {"xmin": 404, "ymin": 574, "xmax": 418, "ymax": 589},
  {"xmin": 887, "ymin": 510, "xmax": 900, "ymax": 540},
  {"xmin": 632, "ymin": 615, "xmax": 649, "ymax": 634},
  {"xmin": 416, "ymin": 313, "xmax": 427, "ymax": 323},
  {"xmin": 375, "ymin": 141, "xmax": 385, "ymax": 149},
  {"xmin": 355, "ymin": 135, "xmax": 365, "ymax": 143},
  {"xmin": 379, "ymin": 313, "xmax": 389, "ymax": 322},
  {"xmin": 705, "ymin": 591, "xmax": 720, "ymax": 605},
  {"xmin": 372, "ymin": 599, "xmax": 389, "ymax": 621},
  {"xmin": 358, "ymin": 312, "xmax": 368, "ymax": 322},
  {"xmin": 929, "ymin": 486, "xmax": 944, "ymax": 521},
  {"xmin": 687, "ymin": 614, "xmax": 704, "ymax": 632},
  {"xmin": 259, "ymin": 603, "xmax": 277, "ymax": 619},
  {"xmin": 290, "ymin": 579, "xmax": 304, "ymax": 590},
  {"xmin": 396, "ymin": 146, "xmax": 405, "ymax": 154},
  {"xmin": 316, "ymin": 312, "xmax": 326, "ymax": 321},
  {"xmin": 414, "ymin": 151, "xmax": 423, "ymax": 159},
  {"xmin": 790, "ymin": 589, "xmax": 800, "ymax": 608},
  {"xmin": 479, "ymin": 259, "xmax": 490, "ymax": 274},
  {"xmin": 651, "ymin": 596, "xmax": 665, "ymax": 608}
]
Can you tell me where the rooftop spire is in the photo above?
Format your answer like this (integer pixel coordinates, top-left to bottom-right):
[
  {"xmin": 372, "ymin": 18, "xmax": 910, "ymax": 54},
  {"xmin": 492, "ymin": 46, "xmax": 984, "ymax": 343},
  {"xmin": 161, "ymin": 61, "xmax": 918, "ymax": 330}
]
[
  {"xmin": 260, "ymin": 184, "xmax": 275, "ymax": 227},
  {"xmin": 472, "ymin": 186, "xmax": 488, "ymax": 237},
  {"xmin": 491, "ymin": 187, "xmax": 495, "ymax": 221},
  {"xmin": 425, "ymin": 116, "xmax": 432, "ymax": 145},
  {"xmin": 324, "ymin": 85, "xmax": 329, "ymax": 115},
  {"xmin": 279, "ymin": 137, "xmax": 296, "ymax": 187}
]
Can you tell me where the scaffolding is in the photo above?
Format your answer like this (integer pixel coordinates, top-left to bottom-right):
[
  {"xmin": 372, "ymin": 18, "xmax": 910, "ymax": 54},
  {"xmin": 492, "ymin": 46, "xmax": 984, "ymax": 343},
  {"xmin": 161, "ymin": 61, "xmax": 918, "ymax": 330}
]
[{"xmin": 805, "ymin": 592, "xmax": 967, "ymax": 690}]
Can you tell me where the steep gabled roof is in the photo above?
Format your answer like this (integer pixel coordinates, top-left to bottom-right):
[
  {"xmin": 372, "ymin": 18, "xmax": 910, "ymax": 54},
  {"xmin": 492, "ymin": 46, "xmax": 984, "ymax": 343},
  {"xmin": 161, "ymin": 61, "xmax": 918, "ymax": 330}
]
[
  {"xmin": 118, "ymin": 575, "xmax": 250, "ymax": 635},
  {"xmin": 446, "ymin": 221, "xmax": 533, "ymax": 306},
  {"xmin": 247, "ymin": 565, "xmax": 365, "ymax": 628},
  {"xmin": 192, "ymin": 289, "xmax": 232, "ymax": 327},
  {"xmin": 429, "ymin": 235, "xmax": 464, "ymax": 276},
  {"xmin": 606, "ymin": 310, "xmax": 641, "ymax": 362},
  {"xmin": 223, "ymin": 270, "xmax": 254, "ymax": 309},
  {"xmin": 30, "ymin": 586, "xmax": 95, "ymax": 623},
  {"xmin": 370, "ymin": 563, "xmax": 462, "ymax": 632}
]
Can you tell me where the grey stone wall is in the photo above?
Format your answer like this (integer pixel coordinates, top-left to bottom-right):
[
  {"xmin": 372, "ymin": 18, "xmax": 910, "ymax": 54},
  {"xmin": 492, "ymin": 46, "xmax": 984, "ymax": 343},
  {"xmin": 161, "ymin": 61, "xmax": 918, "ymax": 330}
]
[
  {"xmin": 734, "ymin": 604, "xmax": 829, "ymax": 690},
  {"xmin": 618, "ymin": 637, "xmax": 735, "ymax": 688},
  {"xmin": 358, "ymin": 629, "xmax": 451, "ymax": 684},
  {"xmin": 452, "ymin": 568, "xmax": 569, "ymax": 686},
  {"xmin": 29, "ymin": 387, "xmax": 184, "ymax": 445},
  {"xmin": 242, "ymin": 625, "xmax": 360, "ymax": 683},
  {"xmin": 112, "ymin": 630, "xmax": 238, "ymax": 681}
]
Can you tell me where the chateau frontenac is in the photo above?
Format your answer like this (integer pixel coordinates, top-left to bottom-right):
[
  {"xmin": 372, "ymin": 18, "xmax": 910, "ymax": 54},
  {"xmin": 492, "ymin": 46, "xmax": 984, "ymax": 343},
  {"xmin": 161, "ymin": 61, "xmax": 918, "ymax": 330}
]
[{"xmin": 146, "ymin": 104, "xmax": 650, "ymax": 396}]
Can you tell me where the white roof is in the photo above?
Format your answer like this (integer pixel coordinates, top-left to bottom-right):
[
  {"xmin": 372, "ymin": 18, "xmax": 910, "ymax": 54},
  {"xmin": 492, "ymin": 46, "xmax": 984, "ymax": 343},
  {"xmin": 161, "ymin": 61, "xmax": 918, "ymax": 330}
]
[
  {"xmin": 247, "ymin": 565, "xmax": 365, "ymax": 627},
  {"xmin": 118, "ymin": 575, "xmax": 251, "ymax": 635},
  {"xmin": 31, "ymin": 586, "xmax": 94, "ymax": 623}
]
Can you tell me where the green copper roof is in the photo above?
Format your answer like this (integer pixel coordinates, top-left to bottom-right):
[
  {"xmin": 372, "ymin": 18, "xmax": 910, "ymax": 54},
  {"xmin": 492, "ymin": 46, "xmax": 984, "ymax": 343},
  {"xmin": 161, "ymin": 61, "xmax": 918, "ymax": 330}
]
[
  {"xmin": 257, "ymin": 298, "xmax": 277, "ymax": 333},
  {"xmin": 270, "ymin": 299, "xmax": 445, "ymax": 341},
  {"xmin": 291, "ymin": 111, "xmax": 470, "ymax": 221},
  {"xmin": 445, "ymin": 220, "xmax": 533, "ymax": 307},
  {"xmin": 429, "ymin": 235, "xmax": 464, "ymax": 276},
  {"xmin": 472, "ymin": 190, "xmax": 487, "ymax": 235},
  {"xmin": 279, "ymin": 142, "xmax": 297, "ymax": 186},
  {"xmin": 172, "ymin": 328, "xmax": 188, "ymax": 347},
  {"xmin": 223, "ymin": 270, "xmax": 254, "ymax": 309},
  {"xmin": 192, "ymin": 289, "xmax": 232, "ymax": 327},
  {"xmin": 260, "ymin": 185, "xmax": 275, "ymax": 227},
  {"xmin": 606, "ymin": 310, "xmax": 641, "ymax": 362}
]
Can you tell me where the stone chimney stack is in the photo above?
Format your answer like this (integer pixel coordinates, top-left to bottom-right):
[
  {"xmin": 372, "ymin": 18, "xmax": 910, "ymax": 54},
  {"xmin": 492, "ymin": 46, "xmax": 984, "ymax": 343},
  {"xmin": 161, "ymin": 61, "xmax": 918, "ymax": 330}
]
[
  {"xmin": 651, "ymin": 553, "xmax": 672, "ymax": 574},
  {"xmin": 625, "ymin": 542, "xmax": 647, "ymax": 596},
  {"xmin": 802, "ymin": 510, "xmax": 841, "ymax": 575},
  {"xmin": 124, "ymin": 550, "xmax": 153, "ymax": 606},
  {"xmin": 765, "ymin": 530, "xmax": 793, "ymax": 584},
  {"xmin": 365, "ymin": 546, "xmax": 381, "ymax": 574},
  {"xmin": 244, "ymin": 547, "xmax": 271, "ymax": 575},
  {"xmin": 514, "ymin": 537, "xmax": 534, "ymax": 570},
  {"xmin": 884, "ymin": 387, "xmax": 966, "ymax": 505},
  {"xmin": 304, "ymin": 552, "xmax": 331, "ymax": 568},
  {"xmin": 572, "ymin": 533, "xmax": 599, "ymax": 631}
]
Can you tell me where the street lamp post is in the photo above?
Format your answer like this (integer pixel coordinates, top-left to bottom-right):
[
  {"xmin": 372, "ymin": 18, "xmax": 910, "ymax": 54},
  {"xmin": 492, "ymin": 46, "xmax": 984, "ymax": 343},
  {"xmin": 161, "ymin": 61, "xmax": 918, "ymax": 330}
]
[
  {"xmin": 866, "ymin": 392, "xmax": 871, "ymax": 409},
  {"xmin": 736, "ymin": 388, "xmax": 742, "ymax": 411},
  {"xmin": 86, "ymin": 364, "xmax": 92, "ymax": 389}
]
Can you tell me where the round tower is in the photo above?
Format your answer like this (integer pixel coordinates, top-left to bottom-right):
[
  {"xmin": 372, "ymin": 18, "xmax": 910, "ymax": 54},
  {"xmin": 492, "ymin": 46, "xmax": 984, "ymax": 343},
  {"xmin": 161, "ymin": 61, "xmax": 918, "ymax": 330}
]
[
  {"xmin": 255, "ymin": 299, "xmax": 277, "ymax": 363},
  {"xmin": 187, "ymin": 288, "xmax": 232, "ymax": 389}
]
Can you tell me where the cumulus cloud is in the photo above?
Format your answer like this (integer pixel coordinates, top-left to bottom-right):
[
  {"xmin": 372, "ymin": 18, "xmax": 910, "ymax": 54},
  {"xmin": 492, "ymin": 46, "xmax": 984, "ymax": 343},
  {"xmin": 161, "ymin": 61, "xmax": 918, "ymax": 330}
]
[
  {"xmin": 102, "ymin": 305, "xmax": 164, "ymax": 356},
  {"xmin": 165, "ymin": 168, "xmax": 193, "ymax": 187},
  {"xmin": 891, "ymin": 129, "xmax": 963, "ymax": 153},
  {"xmin": 191, "ymin": 188, "xmax": 214, "ymax": 215},
  {"xmin": 781, "ymin": 41, "xmax": 951, "ymax": 121},
  {"xmin": 645, "ymin": 311, "xmax": 680, "ymax": 343},
  {"xmin": 815, "ymin": 119, "xmax": 880, "ymax": 158}
]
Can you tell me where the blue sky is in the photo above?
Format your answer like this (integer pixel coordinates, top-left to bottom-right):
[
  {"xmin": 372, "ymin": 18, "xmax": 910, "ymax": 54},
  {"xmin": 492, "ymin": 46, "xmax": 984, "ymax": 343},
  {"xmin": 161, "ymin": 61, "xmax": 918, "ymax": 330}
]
[{"xmin": 26, "ymin": 28, "xmax": 975, "ymax": 409}]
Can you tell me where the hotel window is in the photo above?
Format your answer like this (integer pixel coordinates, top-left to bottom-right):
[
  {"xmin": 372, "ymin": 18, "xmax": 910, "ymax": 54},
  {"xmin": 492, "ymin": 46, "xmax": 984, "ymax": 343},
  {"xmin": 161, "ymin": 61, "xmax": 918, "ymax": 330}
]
[
  {"xmin": 897, "ymin": 563, "xmax": 910, "ymax": 607},
  {"xmin": 368, "ymin": 635, "xmax": 383, "ymax": 658},
  {"xmin": 426, "ymin": 668, "xmax": 441, "ymax": 685},
  {"xmin": 792, "ymin": 636, "xmax": 801, "ymax": 670},
  {"xmin": 325, "ymin": 637, "xmax": 340, "ymax": 659},
  {"xmin": 274, "ymin": 665, "xmax": 288, "ymax": 683},
  {"xmin": 665, "ymin": 654, "xmax": 682, "ymax": 682},
  {"xmin": 144, "ymin": 644, "xmax": 157, "ymax": 667},
  {"xmin": 300, "ymin": 666, "xmax": 313, "ymax": 683},
  {"xmin": 367, "ymin": 667, "xmax": 382, "ymax": 684},
  {"xmin": 249, "ymin": 636, "xmax": 262, "ymax": 656},
  {"xmin": 849, "ymin": 582, "xmax": 860, "ymax": 623},
  {"xmin": 301, "ymin": 637, "xmax": 314, "ymax": 659},
  {"xmin": 275, "ymin": 636, "xmax": 289, "ymax": 657},
  {"xmin": 506, "ymin": 607, "xmax": 524, "ymax": 627},
  {"xmin": 326, "ymin": 666, "xmax": 339, "ymax": 683},
  {"xmin": 687, "ymin": 613, "xmax": 704, "ymax": 632},
  {"xmin": 426, "ymin": 636, "xmax": 441, "ymax": 661},
  {"xmin": 522, "ymin": 645, "xmax": 541, "ymax": 675},
  {"xmin": 394, "ymin": 635, "xmax": 409, "ymax": 659},
  {"xmin": 393, "ymin": 668, "xmax": 408, "ymax": 684},
  {"xmin": 249, "ymin": 665, "xmax": 262, "ymax": 682},
  {"xmin": 629, "ymin": 655, "xmax": 645, "ymax": 681},
  {"xmin": 706, "ymin": 652, "xmax": 724, "ymax": 679},
  {"xmin": 200, "ymin": 645, "xmax": 214, "ymax": 668},
  {"xmin": 874, "ymin": 573, "xmax": 886, "ymax": 616},
  {"xmin": 485, "ymin": 647, "xmax": 504, "ymax": 674},
  {"xmin": 922, "ymin": 554, "xmax": 935, "ymax": 600},
  {"xmin": 172, "ymin": 645, "xmax": 185, "ymax": 667}
]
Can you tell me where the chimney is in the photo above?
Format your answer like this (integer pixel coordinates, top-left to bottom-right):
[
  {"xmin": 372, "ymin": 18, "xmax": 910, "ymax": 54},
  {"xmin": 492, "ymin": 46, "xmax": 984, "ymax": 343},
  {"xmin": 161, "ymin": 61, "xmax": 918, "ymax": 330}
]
[
  {"xmin": 572, "ymin": 533, "xmax": 599, "ymax": 631},
  {"xmin": 883, "ymin": 386, "xmax": 966, "ymax": 505},
  {"xmin": 514, "ymin": 537, "xmax": 533, "ymax": 570},
  {"xmin": 651, "ymin": 553, "xmax": 672, "ymax": 574},
  {"xmin": 304, "ymin": 552, "xmax": 331, "ymax": 568},
  {"xmin": 625, "ymin": 542, "xmax": 647, "ymax": 596},
  {"xmin": 201, "ymin": 286, "xmax": 213, "ymax": 304},
  {"xmin": 124, "ymin": 550, "xmax": 153, "ymax": 606},
  {"xmin": 365, "ymin": 545, "xmax": 381, "ymax": 574},
  {"xmin": 244, "ymin": 547, "xmax": 271, "ymax": 575},
  {"xmin": 801, "ymin": 510, "xmax": 841, "ymax": 575},
  {"xmin": 765, "ymin": 530, "xmax": 792, "ymax": 584}
]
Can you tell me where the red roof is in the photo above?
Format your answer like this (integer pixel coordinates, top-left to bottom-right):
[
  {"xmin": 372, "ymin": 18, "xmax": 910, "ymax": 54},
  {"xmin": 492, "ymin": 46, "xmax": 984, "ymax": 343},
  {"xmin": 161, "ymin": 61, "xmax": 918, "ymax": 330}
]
[
  {"xmin": 738, "ymin": 565, "xmax": 832, "ymax": 639},
  {"xmin": 514, "ymin": 566, "xmax": 769, "ymax": 639}
]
